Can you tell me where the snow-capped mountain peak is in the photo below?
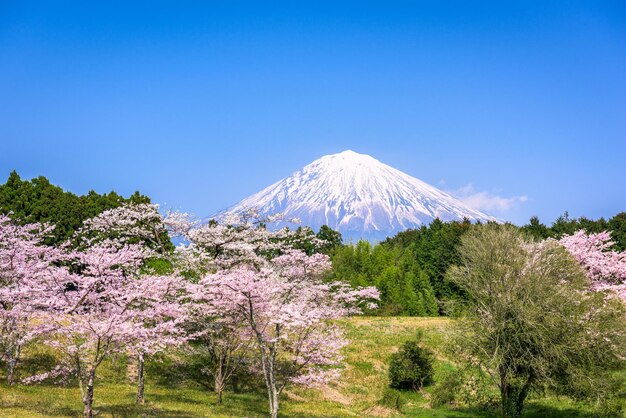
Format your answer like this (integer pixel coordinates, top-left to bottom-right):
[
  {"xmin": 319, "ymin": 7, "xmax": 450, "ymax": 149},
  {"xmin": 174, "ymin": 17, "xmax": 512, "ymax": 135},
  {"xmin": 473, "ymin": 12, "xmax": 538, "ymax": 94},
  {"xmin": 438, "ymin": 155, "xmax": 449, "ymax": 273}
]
[{"xmin": 218, "ymin": 150, "xmax": 498, "ymax": 241}]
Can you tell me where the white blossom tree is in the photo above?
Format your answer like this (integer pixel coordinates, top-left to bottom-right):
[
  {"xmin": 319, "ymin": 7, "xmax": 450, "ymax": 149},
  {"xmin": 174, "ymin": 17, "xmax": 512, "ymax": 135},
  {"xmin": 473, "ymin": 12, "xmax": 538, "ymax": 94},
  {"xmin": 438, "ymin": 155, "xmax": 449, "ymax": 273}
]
[{"xmin": 168, "ymin": 209, "xmax": 379, "ymax": 417}]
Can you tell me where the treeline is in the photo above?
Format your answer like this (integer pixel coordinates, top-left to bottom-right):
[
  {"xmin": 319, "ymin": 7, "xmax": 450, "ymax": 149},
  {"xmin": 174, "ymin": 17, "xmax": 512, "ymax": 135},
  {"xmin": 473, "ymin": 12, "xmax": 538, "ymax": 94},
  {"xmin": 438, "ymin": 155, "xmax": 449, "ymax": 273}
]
[
  {"xmin": 328, "ymin": 214, "xmax": 626, "ymax": 316},
  {"xmin": 2, "ymin": 171, "xmax": 625, "ymax": 317},
  {"xmin": 0, "ymin": 171, "xmax": 151, "ymax": 244},
  {"xmin": 328, "ymin": 219, "xmax": 472, "ymax": 315},
  {"xmin": 328, "ymin": 240, "xmax": 439, "ymax": 316},
  {"xmin": 521, "ymin": 212, "xmax": 626, "ymax": 250}
]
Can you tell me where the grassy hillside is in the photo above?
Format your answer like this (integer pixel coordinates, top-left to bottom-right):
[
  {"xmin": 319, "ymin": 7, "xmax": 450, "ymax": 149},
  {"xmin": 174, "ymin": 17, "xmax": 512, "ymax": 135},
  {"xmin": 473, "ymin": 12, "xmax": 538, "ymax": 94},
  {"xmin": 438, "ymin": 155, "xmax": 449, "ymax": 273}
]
[{"xmin": 0, "ymin": 317, "xmax": 603, "ymax": 417}]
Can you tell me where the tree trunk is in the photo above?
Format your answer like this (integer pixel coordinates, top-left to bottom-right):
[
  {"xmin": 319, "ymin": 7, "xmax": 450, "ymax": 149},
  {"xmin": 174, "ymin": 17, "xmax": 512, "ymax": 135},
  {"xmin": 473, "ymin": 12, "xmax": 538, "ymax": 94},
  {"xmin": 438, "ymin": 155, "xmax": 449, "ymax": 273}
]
[
  {"xmin": 262, "ymin": 356, "xmax": 279, "ymax": 418},
  {"xmin": 501, "ymin": 386, "xmax": 522, "ymax": 418},
  {"xmin": 269, "ymin": 385, "xmax": 279, "ymax": 418},
  {"xmin": 215, "ymin": 359, "xmax": 224, "ymax": 405},
  {"xmin": 6, "ymin": 344, "xmax": 21, "ymax": 385},
  {"xmin": 250, "ymin": 301, "xmax": 281, "ymax": 417},
  {"xmin": 7, "ymin": 358, "xmax": 16, "ymax": 385},
  {"xmin": 136, "ymin": 352, "xmax": 145, "ymax": 405},
  {"xmin": 82, "ymin": 370, "xmax": 96, "ymax": 418},
  {"xmin": 500, "ymin": 378, "xmax": 532, "ymax": 418},
  {"xmin": 216, "ymin": 381, "xmax": 223, "ymax": 404}
]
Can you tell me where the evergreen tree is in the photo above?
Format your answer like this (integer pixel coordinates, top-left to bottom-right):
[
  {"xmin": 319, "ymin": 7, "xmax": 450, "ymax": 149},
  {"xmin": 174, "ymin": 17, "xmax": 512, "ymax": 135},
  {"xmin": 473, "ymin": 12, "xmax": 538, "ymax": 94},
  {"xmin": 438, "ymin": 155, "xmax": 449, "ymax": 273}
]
[
  {"xmin": 0, "ymin": 171, "xmax": 154, "ymax": 245},
  {"xmin": 608, "ymin": 212, "xmax": 626, "ymax": 251},
  {"xmin": 403, "ymin": 271, "xmax": 424, "ymax": 316},
  {"xmin": 331, "ymin": 213, "xmax": 626, "ymax": 317},
  {"xmin": 316, "ymin": 225, "xmax": 343, "ymax": 253},
  {"xmin": 521, "ymin": 216, "xmax": 551, "ymax": 240},
  {"xmin": 416, "ymin": 270, "xmax": 438, "ymax": 316}
]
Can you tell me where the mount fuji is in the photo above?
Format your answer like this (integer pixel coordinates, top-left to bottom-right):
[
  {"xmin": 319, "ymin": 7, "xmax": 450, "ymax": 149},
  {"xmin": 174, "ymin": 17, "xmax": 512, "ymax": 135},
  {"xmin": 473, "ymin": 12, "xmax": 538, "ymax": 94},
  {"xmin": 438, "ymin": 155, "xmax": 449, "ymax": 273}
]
[{"xmin": 218, "ymin": 150, "xmax": 498, "ymax": 241}]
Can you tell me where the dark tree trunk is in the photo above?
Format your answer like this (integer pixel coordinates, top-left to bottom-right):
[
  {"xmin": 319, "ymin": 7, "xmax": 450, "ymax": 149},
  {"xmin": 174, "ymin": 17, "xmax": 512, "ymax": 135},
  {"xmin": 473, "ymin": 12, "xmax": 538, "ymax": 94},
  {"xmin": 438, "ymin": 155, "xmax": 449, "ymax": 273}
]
[
  {"xmin": 136, "ymin": 352, "xmax": 145, "ymax": 405},
  {"xmin": 216, "ymin": 381, "xmax": 223, "ymax": 404},
  {"xmin": 500, "ymin": 375, "xmax": 532, "ymax": 418}
]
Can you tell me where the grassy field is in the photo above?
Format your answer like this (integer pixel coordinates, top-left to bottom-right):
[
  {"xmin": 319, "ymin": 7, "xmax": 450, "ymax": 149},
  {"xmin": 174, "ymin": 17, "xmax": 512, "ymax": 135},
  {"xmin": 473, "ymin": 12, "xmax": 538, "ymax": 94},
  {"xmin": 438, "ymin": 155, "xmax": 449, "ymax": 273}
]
[{"xmin": 0, "ymin": 317, "xmax": 606, "ymax": 417}]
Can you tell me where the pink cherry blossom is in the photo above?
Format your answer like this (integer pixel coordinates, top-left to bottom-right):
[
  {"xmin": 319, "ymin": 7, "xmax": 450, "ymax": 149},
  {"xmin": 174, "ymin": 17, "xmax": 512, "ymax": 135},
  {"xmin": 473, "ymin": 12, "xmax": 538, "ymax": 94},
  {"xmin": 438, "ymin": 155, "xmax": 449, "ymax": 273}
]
[
  {"xmin": 0, "ymin": 214, "xmax": 62, "ymax": 384},
  {"xmin": 560, "ymin": 230, "xmax": 626, "ymax": 301},
  {"xmin": 31, "ymin": 204, "xmax": 188, "ymax": 416},
  {"xmin": 170, "ymin": 209, "xmax": 379, "ymax": 417}
]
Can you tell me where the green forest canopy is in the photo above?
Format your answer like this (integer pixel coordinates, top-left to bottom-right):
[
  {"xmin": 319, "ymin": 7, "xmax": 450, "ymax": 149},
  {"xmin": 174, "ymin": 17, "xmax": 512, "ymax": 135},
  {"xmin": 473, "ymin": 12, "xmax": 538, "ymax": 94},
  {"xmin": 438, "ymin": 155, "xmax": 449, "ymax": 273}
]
[
  {"xmin": 0, "ymin": 171, "xmax": 152, "ymax": 245},
  {"xmin": 328, "ymin": 213, "xmax": 626, "ymax": 316}
]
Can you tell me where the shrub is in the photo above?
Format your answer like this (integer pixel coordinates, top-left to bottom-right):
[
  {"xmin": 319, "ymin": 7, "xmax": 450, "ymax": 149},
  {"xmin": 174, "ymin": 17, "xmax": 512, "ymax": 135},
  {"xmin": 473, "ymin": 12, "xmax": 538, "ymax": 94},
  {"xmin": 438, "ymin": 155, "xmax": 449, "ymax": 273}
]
[
  {"xmin": 430, "ymin": 369, "xmax": 461, "ymax": 407},
  {"xmin": 431, "ymin": 367, "xmax": 499, "ymax": 410},
  {"xmin": 388, "ymin": 334, "xmax": 434, "ymax": 390},
  {"xmin": 379, "ymin": 387, "xmax": 407, "ymax": 411}
]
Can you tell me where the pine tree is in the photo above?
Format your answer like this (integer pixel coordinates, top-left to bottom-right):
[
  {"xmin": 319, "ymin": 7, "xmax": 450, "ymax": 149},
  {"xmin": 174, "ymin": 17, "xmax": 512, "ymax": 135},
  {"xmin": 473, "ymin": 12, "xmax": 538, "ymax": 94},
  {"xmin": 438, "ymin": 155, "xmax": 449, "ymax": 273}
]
[{"xmin": 417, "ymin": 270, "xmax": 439, "ymax": 316}]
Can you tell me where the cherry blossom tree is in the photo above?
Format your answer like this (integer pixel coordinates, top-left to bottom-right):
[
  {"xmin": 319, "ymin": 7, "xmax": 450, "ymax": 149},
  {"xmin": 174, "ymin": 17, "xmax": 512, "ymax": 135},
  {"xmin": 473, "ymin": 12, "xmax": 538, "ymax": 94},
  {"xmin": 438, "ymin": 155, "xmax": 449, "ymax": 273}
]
[
  {"xmin": 78, "ymin": 202, "xmax": 171, "ymax": 254},
  {"xmin": 0, "ymin": 214, "xmax": 60, "ymax": 384},
  {"xmin": 166, "ymin": 209, "xmax": 291, "ymax": 405},
  {"xmin": 559, "ymin": 230, "xmax": 626, "ymax": 301},
  {"xmin": 199, "ymin": 251, "xmax": 378, "ymax": 417},
  {"xmin": 27, "ymin": 204, "xmax": 186, "ymax": 417},
  {"xmin": 36, "ymin": 239, "xmax": 187, "ymax": 418},
  {"xmin": 41, "ymin": 241, "xmax": 136, "ymax": 416},
  {"xmin": 73, "ymin": 203, "xmax": 186, "ymax": 405},
  {"xmin": 124, "ymin": 273, "xmax": 188, "ymax": 405},
  {"xmin": 168, "ymin": 209, "xmax": 379, "ymax": 417},
  {"xmin": 184, "ymin": 294, "xmax": 250, "ymax": 404}
]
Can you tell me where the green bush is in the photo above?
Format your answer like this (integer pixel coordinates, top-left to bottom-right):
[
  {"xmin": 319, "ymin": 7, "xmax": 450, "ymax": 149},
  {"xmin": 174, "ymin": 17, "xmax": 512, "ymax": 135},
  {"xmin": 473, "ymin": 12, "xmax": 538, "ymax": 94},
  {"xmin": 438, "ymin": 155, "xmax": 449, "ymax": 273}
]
[
  {"xmin": 430, "ymin": 369, "xmax": 461, "ymax": 407},
  {"xmin": 431, "ymin": 367, "xmax": 499, "ymax": 410},
  {"xmin": 388, "ymin": 334, "xmax": 434, "ymax": 390},
  {"xmin": 378, "ymin": 387, "xmax": 407, "ymax": 411}
]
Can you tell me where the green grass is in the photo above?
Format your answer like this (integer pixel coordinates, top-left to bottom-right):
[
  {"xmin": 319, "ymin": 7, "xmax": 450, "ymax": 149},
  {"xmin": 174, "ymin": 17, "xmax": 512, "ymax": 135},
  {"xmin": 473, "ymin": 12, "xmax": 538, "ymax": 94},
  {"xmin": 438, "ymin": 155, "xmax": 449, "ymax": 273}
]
[{"xmin": 0, "ymin": 317, "xmax": 610, "ymax": 417}]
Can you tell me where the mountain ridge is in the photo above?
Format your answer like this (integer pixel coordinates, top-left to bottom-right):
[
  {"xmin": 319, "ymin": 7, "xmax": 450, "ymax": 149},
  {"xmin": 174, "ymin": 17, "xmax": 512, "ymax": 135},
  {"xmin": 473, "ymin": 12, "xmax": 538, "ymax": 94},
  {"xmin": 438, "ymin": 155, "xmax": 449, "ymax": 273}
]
[{"xmin": 217, "ymin": 150, "xmax": 498, "ymax": 241}]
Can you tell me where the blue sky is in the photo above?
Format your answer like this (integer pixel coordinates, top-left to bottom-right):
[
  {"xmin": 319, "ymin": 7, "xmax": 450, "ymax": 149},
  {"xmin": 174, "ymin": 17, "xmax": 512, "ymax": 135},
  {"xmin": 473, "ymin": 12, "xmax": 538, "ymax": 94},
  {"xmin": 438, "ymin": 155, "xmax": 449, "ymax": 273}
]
[{"xmin": 1, "ymin": 1, "xmax": 624, "ymax": 225}]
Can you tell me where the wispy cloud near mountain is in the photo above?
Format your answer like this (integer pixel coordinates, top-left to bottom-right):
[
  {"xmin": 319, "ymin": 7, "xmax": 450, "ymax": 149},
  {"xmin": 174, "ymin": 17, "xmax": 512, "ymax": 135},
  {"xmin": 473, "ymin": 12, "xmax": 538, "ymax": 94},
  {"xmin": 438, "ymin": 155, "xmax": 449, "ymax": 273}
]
[{"xmin": 449, "ymin": 184, "xmax": 528, "ymax": 214}]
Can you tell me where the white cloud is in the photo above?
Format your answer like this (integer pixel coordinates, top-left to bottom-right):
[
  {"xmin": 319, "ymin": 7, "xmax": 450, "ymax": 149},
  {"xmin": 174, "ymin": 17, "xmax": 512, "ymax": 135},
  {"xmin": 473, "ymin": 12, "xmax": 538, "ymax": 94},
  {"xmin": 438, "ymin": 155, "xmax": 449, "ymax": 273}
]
[{"xmin": 449, "ymin": 184, "xmax": 528, "ymax": 213}]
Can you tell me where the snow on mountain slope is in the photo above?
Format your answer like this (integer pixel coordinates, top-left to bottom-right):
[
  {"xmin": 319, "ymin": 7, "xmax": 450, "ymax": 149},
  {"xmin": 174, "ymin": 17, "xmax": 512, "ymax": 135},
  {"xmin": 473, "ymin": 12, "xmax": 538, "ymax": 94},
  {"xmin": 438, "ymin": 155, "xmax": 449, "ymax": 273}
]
[{"xmin": 218, "ymin": 150, "xmax": 498, "ymax": 241}]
